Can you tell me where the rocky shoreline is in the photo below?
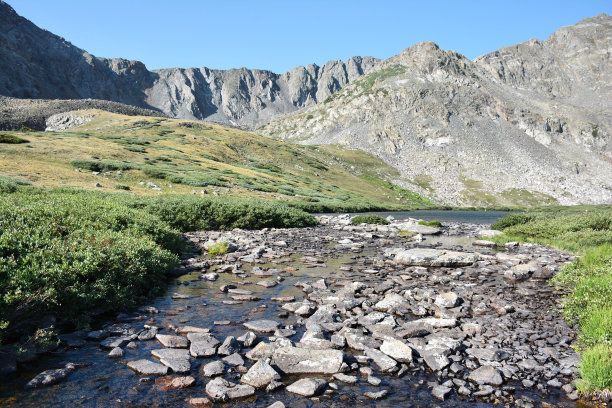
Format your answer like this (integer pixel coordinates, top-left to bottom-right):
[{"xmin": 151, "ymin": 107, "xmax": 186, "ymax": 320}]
[{"xmin": 2, "ymin": 215, "xmax": 588, "ymax": 407}]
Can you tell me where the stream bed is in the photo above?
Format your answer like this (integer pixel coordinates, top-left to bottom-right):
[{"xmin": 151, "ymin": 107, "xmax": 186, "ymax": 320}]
[{"xmin": 0, "ymin": 214, "xmax": 586, "ymax": 408}]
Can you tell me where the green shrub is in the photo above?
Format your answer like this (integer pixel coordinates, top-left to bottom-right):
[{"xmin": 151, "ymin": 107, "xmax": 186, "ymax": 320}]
[
  {"xmin": 0, "ymin": 134, "xmax": 29, "ymax": 144},
  {"xmin": 576, "ymin": 344, "xmax": 612, "ymax": 393},
  {"xmin": 208, "ymin": 241, "xmax": 228, "ymax": 257},
  {"xmin": 350, "ymin": 214, "xmax": 390, "ymax": 225},
  {"xmin": 143, "ymin": 167, "xmax": 168, "ymax": 179},
  {"xmin": 418, "ymin": 220, "xmax": 442, "ymax": 227},
  {"xmin": 114, "ymin": 184, "xmax": 130, "ymax": 191},
  {"xmin": 70, "ymin": 160, "xmax": 138, "ymax": 172}
]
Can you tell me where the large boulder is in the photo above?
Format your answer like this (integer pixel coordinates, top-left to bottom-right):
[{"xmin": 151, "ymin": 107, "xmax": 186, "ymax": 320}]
[
  {"xmin": 272, "ymin": 346, "xmax": 344, "ymax": 374},
  {"xmin": 205, "ymin": 377, "xmax": 255, "ymax": 402},
  {"xmin": 240, "ymin": 359, "xmax": 280, "ymax": 388},
  {"xmin": 394, "ymin": 248, "xmax": 478, "ymax": 267}
]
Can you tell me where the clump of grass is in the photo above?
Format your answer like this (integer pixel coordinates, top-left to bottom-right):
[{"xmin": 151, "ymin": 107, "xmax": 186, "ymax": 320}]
[
  {"xmin": 114, "ymin": 184, "xmax": 130, "ymax": 191},
  {"xmin": 70, "ymin": 160, "xmax": 138, "ymax": 172},
  {"xmin": 418, "ymin": 220, "xmax": 442, "ymax": 227},
  {"xmin": 0, "ymin": 134, "xmax": 29, "ymax": 144},
  {"xmin": 351, "ymin": 214, "xmax": 390, "ymax": 225},
  {"xmin": 208, "ymin": 241, "xmax": 229, "ymax": 257},
  {"xmin": 398, "ymin": 230, "xmax": 416, "ymax": 237},
  {"xmin": 576, "ymin": 344, "xmax": 612, "ymax": 394}
]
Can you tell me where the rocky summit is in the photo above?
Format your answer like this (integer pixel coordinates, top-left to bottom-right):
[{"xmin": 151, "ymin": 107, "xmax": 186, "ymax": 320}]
[{"xmin": 0, "ymin": 1, "xmax": 610, "ymax": 205}]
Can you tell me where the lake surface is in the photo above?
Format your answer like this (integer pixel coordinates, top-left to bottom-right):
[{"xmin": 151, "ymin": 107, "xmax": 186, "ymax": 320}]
[{"xmin": 338, "ymin": 210, "xmax": 511, "ymax": 225}]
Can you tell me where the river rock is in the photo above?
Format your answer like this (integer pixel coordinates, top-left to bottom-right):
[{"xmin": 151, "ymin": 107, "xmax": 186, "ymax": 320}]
[
  {"xmin": 101, "ymin": 335, "xmax": 132, "ymax": 349},
  {"xmin": 243, "ymin": 320, "xmax": 279, "ymax": 333},
  {"xmin": 379, "ymin": 339, "xmax": 414, "ymax": 363},
  {"xmin": 108, "ymin": 347, "xmax": 124, "ymax": 359},
  {"xmin": 155, "ymin": 334, "xmax": 189, "ymax": 348},
  {"xmin": 365, "ymin": 347, "xmax": 398, "ymax": 372},
  {"xmin": 240, "ymin": 359, "xmax": 280, "ymax": 388},
  {"xmin": 222, "ymin": 353, "xmax": 244, "ymax": 367},
  {"xmin": 127, "ymin": 359, "xmax": 168, "ymax": 375},
  {"xmin": 468, "ymin": 365, "xmax": 504, "ymax": 386},
  {"xmin": 373, "ymin": 293, "xmax": 408, "ymax": 312},
  {"xmin": 217, "ymin": 336, "xmax": 240, "ymax": 356},
  {"xmin": 364, "ymin": 390, "xmax": 388, "ymax": 400},
  {"xmin": 206, "ymin": 377, "xmax": 255, "ymax": 402},
  {"xmin": 286, "ymin": 378, "xmax": 327, "ymax": 397},
  {"xmin": 434, "ymin": 292, "xmax": 461, "ymax": 308},
  {"xmin": 272, "ymin": 346, "xmax": 344, "ymax": 374},
  {"xmin": 432, "ymin": 385, "xmax": 452, "ymax": 401},
  {"xmin": 156, "ymin": 375, "xmax": 195, "ymax": 390},
  {"xmin": 25, "ymin": 363, "xmax": 76, "ymax": 388},
  {"xmin": 394, "ymin": 248, "xmax": 478, "ymax": 267},
  {"xmin": 201, "ymin": 360, "xmax": 225, "ymax": 377}
]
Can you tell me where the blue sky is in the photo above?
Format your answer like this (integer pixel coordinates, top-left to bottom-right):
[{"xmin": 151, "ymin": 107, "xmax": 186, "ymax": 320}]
[{"xmin": 9, "ymin": 0, "xmax": 611, "ymax": 73}]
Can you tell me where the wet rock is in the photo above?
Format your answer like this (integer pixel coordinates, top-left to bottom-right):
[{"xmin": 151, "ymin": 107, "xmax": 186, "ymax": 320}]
[
  {"xmin": 101, "ymin": 335, "xmax": 132, "ymax": 349},
  {"xmin": 241, "ymin": 359, "xmax": 281, "ymax": 388},
  {"xmin": 217, "ymin": 336, "xmax": 241, "ymax": 356},
  {"xmin": 246, "ymin": 341, "xmax": 277, "ymax": 360},
  {"xmin": 155, "ymin": 334, "xmax": 189, "ymax": 348},
  {"xmin": 243, "ymin": 320, "xmax": 279, "ymax": 333},
  {"xmin": 432, "ymin": 385, "xmax": 452, "ymax": 401},
  {"xmin": 188, "ymin": 397, "xmax": 213, "ymax": 407},
  {"xmin": 202, "ymin": 272, "xmax": 219, "ymax": 281},
  {"xmin": 272, "ymin": 346, "xmax": 344, "ymax": 374},
  {"xmin": 222, "ymin": 353, "xmax": 245, "ymax": 367},
  {"xmin": 201, "ymin": 360, "xmax": 225, "ymax": 377},
  {"xmin": 286, "ymin": 378, "xmax": 327, "ymax": 397},
  {"xmin": 364, "ymin": 390, "xmax": 388, "ymax": 400},
  {"xmin": 266, "ymin": 380, "xmax": 285, "ymax": 392},
  {"xmin": 267, "ymin": 402, "xmax": 285, "ymax": 408},
  {"xmin": 177, "ymin": 326, "xmax": 210, "ymax": 335},
  {"xmin": 25, "ymin": 363, "xmax": 76, "ymax": 388},
  {"xmin": 468, "ymin": 365, "xmax": 504, "ymax": 386},
  {"xmin": 206, "ymin": 377, "xmax": 255, "ymax": 402},
  {"xmin": 87, "ymin": 330, "xmax": 109, "ymax": 341},
  {"xmin": 365, "ymin": 347, "xmax": 398, "ymax": 372},
  {"xmin": 59, "ymin": 332, "xmax": 86, "ymax": 348},
  {"xmin": 504, "ymin": 263, "xmax": 537, "ymax": 281},
  {"xmin": 466, "ymin": 347, "xmax": 510, "ymax": 362},
  {"xmin": 189, "ymin": 333, "xmax": 220, "ymax": 358},
  {"xmin": 333, "ymin": 373, "xmax": 358, "ymax": 384},
  {"xmin": 379, "ymin": 338, "xmax": 414, "ymax": 363},
  {"xmin": 108, "ymin": 347, "xmax": 124, "ymax": 359},
  {"xmin": 422, "ymin": 351, "xmax": 451, "ymax": 372},
  {"xmin": 473, "ymin": 240, "xmax": 497, "ymax": 247},
  {"xmin": 127, "ymin": 359, "xmax": 168, "ymax": 375},
  {"xmin": 155, "ymin": 375, "xmax": 195, "ymax": 390},
  {"xmin": 151, "ymin": 349, "xmax": 191, "ymax": 373},
  {"xmin": 138, "ymin": 327, "xmax": 158, "ymax": 341},
  {"xmin": 237, "ymin": 331, "xmax": 258, "ymax": 347},
  {"xmin": 257, "ymin": 280, "xmax": 278, "ymax": 288}
]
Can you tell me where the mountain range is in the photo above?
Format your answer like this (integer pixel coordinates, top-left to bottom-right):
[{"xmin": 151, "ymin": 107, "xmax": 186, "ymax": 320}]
[{"xmin": 0, "ymin": 0, "xmax": 610, "ymax": 205}]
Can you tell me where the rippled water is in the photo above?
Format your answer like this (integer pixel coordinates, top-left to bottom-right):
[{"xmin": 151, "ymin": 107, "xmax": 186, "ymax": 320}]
[
  {"xmin": 336, "ymin": 210, "xmax": 511, "ymax": 225},
  {"xmin": 0, "ymin": 222, "xmax": 578, "ymax": 408}
]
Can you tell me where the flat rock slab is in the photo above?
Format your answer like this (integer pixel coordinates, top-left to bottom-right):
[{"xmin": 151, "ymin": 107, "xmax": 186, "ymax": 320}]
[
  {"xmin": 202, "ymin": 360, "xmax": 225, "ymax": 377},
  {"xmin": 156, "ymin": 334, "xmax": 189, "ymax": 348},
  {"xmin": 286, "ymin": 378, "xmax": 327, "ymax": 397},
  {"xmin": 272, "ymin": 346, "xmax": 344, "ymax": 374},
  {"xmin": 380, "ymin": 338, "xmax": 414, "ymax": 363},
  {"xmin": 206, "ymin": 377, "xmax": 255, "ymax": 402},
  {"xmin": 257, "ymin": 280, "xmax": 278, "ymax": 288},
  {"xmin": 241, "ymin": 359, "xmax": 281, "ymax": 388},
  {"xmin": 151, "ymin": 348, "xmax": 190, "ymax": 360},
  {"xmin": 155, "ymin": 375, "xmax": 195, "ymax": 390},
  {"xmin": 365, "ymin": 347, "xmax": 398, "ymax": 372},
  {"xmin": 243, "ymin": 320, "xmax": 279, "ymax": 333},
  {"xmin": 394, "ymin": 248, "xmax": 478, "ymax": 267},
  {"xmin": 101, "ymin": 336, "xmax": 132, "ymax": 349},
  {"xmin": 398, "ymin": 223, "xmax": 441, "ymax": 235},
  {"xmin": 177, "ymin": 326, "xmax": 210, "ymax": 334},
  {"xmin": 127, "ymin": 359, "xmax": 168, "ymax": 375}
]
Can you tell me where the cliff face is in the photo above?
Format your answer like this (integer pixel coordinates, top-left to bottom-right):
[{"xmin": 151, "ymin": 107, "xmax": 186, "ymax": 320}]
[
  {"xmin": 0, "ymin": 1, "xmax": 378, "ymax": 127},
  {"xmin": 260, "ymin": 17, "xmax": 612, "ymax": 206}
]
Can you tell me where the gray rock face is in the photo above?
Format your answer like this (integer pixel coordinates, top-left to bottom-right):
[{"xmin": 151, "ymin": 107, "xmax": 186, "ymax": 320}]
[
  {"xmin": 155, "ymin": 334, "xmax": 189, "ymax": 348},
  {"xmin": 272, "ymin": 346, "xmax": 344, "ymax": 374},
  {"xmin": 262, "ymin": 15, "xmax": 612, "ymax": 207},
  {"xmin": 286, "ymin": 378, "xmax": 327, "ymax": 397},
  {"xmin": 201, "ymin": 360, "xmax": 225, "ymax": 377},
  {"xmin": 379, "ymin": 339, "xmax": 414, "ymax": 363},
  {"xmin": 0, "ymin": 2, "xmax": 377, "ymax": 129}
]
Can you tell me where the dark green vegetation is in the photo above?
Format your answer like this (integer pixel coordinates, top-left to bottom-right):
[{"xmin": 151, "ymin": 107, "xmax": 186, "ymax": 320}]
[
  {"xmin": 0, "ymin": 133, "xmax": 29, "ymax": 144},
  {"xmin": 491, "ymin": 205, "xmax": 612, "ymax": 394},
  {"xmin": 418, "ymin": 219, "xmax": 442, "ymax": 227},
  {"xmin": 0, "ymin": 182, "xmax": 316, "ymax": 347},
  {"xmin": 350, "ymin": 214, "xmax": 390, "ymax": 225}
]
